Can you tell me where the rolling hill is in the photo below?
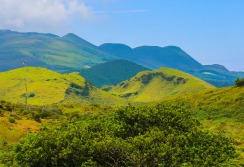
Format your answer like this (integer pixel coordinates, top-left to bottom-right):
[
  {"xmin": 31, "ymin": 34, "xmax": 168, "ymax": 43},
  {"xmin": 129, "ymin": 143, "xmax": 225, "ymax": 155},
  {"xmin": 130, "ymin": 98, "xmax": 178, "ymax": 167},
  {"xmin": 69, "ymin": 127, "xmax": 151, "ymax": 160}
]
[
  {"xmin": 80, "ymin": 59, "xmax": 149, "ymax": 87},
  {"xmin": 0, "ymin": 30, "xmax": 116, "ymax": 72},
  {"xmin": 100, "ymin": 43, "xmax": 244, "ymax": 87},
  {"xmin": 0, "ymin": 67, "xmax": 126, "ymax": 105},
  {"xmin": 104, "ymin": 67, "xmax": 215, "ymax": 102}
]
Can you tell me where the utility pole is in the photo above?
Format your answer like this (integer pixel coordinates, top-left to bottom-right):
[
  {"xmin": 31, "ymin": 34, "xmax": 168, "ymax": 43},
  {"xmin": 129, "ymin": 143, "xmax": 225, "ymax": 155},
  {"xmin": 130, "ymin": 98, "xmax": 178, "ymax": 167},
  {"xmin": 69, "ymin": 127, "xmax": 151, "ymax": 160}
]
[{"xmin": 23, "ymin": 60, "xmax": 28, "ymax": 110}]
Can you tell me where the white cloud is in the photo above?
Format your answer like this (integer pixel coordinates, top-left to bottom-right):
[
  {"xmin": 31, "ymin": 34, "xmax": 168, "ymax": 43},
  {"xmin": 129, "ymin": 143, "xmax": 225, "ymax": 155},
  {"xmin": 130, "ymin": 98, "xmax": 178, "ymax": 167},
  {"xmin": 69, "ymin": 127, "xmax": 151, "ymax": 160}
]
[{"xmin": 0, "ymin": 0, "xmax": 95, "ymax": 33}]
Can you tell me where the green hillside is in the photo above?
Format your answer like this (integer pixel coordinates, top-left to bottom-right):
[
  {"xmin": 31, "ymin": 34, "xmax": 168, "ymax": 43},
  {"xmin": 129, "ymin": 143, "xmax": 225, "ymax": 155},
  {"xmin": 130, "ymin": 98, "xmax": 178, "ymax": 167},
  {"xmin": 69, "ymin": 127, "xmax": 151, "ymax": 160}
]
[
  {"xmin": 104, "ymin": 67, "xmax": 215, "ymax": 102},
  {"xmin": 80, "ymin": 59, "xmax": 149, "ymax": 87},
  {"xmin": 100, "ymin": 43, "xmax": 244, "ymax": 87},
  {"xmin": 161, "ymin": 86, "xmax": 244, "ymax": 162},
  {"xmin": 0, "ymin": 30, "xmax": 116, "ymax": 72},
  {"xmin": 0, "ymin": 67, "xmax": 126, "ymax": 105},
  {"xmin": 164, "ymin": 86, "xmax": 244, "ymax": 116}
]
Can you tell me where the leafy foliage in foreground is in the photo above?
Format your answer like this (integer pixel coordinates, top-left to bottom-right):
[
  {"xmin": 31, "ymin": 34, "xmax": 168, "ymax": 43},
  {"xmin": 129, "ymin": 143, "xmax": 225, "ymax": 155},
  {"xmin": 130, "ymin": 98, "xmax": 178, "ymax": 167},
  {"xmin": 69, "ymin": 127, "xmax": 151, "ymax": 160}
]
[{"xmin": 14, "ymin": 104, "xmax": 236, "ymax": 166}]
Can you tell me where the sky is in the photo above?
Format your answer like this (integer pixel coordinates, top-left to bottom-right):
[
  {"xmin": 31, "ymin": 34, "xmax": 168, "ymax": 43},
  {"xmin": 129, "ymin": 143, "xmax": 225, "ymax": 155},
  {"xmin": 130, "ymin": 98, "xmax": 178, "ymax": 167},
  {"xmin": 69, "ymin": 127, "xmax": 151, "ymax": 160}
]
[{"xmin": 0, "ymin": 0, "xmax": 243, "ymax": 71}]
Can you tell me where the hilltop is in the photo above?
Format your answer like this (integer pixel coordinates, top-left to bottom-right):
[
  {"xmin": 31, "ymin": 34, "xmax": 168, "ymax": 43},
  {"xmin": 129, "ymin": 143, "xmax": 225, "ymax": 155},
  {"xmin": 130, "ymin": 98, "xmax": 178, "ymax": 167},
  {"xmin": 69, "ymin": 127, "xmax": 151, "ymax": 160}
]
[
  {"xmin": 104, "ymin": 67, "xmax": 215, "ymax": 102},
  {"xmin": 0, "ymin": 67, "xmax": 126, "ymax": 105},
  {"xmin": 0, "ymin": 30, "xmax": 116, "ymax": 72},
  {"xmin": 80, "ymin": 59, "xmax": 149, "ymax": 87}
]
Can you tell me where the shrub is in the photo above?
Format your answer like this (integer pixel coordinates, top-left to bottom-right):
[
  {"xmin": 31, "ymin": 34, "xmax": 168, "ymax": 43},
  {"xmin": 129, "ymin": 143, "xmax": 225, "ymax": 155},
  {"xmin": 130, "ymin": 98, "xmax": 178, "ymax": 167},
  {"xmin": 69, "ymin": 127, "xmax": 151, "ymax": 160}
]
[
  {"xmin": 235, "ymin": 78, "xmax": 244, "ymax": 87},
  {"xmin": 14, "ymin": 104, "xmax": 237, "ymax": 166},
  {"xmin": 8, "ymin": 117, "xmax": 16, "ymax": 124},
  {"xmin": 29, "ymin": 93, "xmax": 35, "ymax": 97}
]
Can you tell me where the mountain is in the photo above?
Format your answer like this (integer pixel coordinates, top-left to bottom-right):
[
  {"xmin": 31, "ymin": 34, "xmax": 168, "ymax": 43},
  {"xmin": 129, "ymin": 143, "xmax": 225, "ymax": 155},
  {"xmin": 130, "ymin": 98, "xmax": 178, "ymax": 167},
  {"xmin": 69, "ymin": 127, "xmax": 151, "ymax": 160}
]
[
  {"xmin": 0, "ymin": 30, "xmax": 116, "ymax": 72},
  {"xmin": 104, "ymin": 67, "xmax": 215, "ymax": 102},
  {"xmin": 0, "ymin": 67, "xmax": 126, "ymax": 105},
  {"xmin": 80, "ymin": 59, "xmax": 149, "ymax": 87},
  {"xmin": 99, "ymin": 44, "xmax": 203, "ymax": 71},
  {"xmin": 1, "ymin": 29, "xmax": 243, "ymax": 87},
  {"xmin": 191, "ymin": 66, "xmax": 238, "ymax": 87},
  {"xmin": 99, "ymin": 43, "xmax": 244, "ymax": 87}
]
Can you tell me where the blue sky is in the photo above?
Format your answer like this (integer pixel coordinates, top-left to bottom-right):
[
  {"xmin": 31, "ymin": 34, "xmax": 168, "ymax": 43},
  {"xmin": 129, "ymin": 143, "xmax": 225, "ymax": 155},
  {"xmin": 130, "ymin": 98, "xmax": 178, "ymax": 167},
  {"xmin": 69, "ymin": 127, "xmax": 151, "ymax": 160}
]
[{"xmin": 0, "ymin": 0, "xmax": 243, "ymax": 71}]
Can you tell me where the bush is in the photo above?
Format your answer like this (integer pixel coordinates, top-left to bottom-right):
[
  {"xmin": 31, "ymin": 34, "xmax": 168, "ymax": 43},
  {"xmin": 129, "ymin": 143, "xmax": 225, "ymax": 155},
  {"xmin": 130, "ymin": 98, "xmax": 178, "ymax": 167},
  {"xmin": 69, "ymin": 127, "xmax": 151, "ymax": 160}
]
[
  {"xmin": 14, "ymin": 104, "xmax": 237, "ymax": 166},
  {"xmin": 29, "ymin": 93, "xmax": 35, "ymax": 97},
  {"xmin": 235, "ymin": 78, "xmax": 244, "ymax": 87},
  {"xmin": 8, "ymin": 117, "xmax": 16, "ymax": 124}
]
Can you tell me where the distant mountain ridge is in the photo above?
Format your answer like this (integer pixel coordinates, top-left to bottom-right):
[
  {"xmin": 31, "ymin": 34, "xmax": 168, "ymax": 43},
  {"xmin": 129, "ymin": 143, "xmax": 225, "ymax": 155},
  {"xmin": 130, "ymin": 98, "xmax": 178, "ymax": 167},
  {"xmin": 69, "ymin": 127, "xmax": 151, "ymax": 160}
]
[
  {"xmin": 99, "ymin": 43, "xmax": 244, "ymax": 87},
  {"xmin": 1, "ymin": 30, "xmax": 243, "ymax": 87},
  {"xmin": 99, "ymin": 43, "xmax": 203, "ymax": 71}
]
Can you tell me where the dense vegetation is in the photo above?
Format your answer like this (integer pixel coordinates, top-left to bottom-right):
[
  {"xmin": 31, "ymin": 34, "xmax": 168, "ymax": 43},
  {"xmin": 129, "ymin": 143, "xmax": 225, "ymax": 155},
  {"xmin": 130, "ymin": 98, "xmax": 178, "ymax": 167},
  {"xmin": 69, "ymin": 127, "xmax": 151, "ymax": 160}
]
[
  {"xmin": 80, "ymin": 59, "xmax": 149, "ymax": 87},
  {"xmin": 1, "ymin": 104, "xmax": 237, "ymax": 166}
]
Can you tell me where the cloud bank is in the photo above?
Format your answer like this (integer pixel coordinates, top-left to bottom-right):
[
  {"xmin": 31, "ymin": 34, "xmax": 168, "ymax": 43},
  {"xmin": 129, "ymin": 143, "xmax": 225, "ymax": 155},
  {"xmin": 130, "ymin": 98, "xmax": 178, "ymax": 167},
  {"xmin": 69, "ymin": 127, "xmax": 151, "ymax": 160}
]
[{"xmin": 0, "ymin": 0, "xmax": 95, "ymax": 33}]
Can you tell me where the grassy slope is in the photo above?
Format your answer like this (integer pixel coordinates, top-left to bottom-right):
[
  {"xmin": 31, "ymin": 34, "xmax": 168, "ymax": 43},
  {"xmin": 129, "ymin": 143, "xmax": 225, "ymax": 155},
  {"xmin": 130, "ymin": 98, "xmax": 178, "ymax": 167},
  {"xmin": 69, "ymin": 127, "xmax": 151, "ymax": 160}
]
[
  {"xmin": 161, "ymin": 86, "xmax": 244, "ymax": 162},
  {"xmin": 0, "ymin": 116, "xmax": 40, "ymax": 142},
  {"xmin": 164, "ymin": 86, "xmax": 244, "ymax": 112},
  {"xmin": 106, "ymin": 67, "xmax": 215, "ymax": 102},
  {"xmin": 0, "ymin": 67, "xmax": 126, "ymax": 106}
]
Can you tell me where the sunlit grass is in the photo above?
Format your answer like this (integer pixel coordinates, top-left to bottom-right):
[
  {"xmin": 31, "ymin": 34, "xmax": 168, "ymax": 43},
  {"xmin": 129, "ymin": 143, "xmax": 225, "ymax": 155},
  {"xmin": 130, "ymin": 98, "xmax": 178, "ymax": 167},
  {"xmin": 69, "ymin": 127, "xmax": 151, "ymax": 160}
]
[
  {"xmin": 0, "ymin": 67, "xmax": 127, "ymax": 106},
  {"xmin": 108, "ymin": 67, "xmax": 215, "ymax": 102},
  {"xmin": 0, "ymin": 116, "xmax": 40, "ymax": 142}
]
